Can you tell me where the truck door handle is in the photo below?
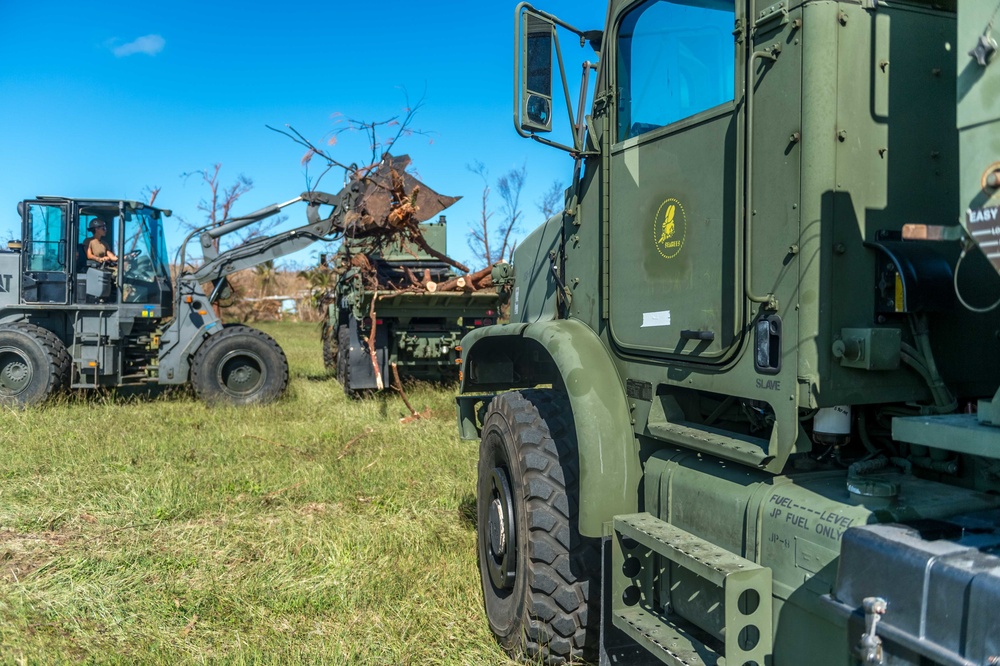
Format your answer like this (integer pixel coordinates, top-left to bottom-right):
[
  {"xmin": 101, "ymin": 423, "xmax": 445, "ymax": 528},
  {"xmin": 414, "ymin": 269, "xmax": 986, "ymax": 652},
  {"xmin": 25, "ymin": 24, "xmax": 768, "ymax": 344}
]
[{"xmin": 680, "ymin": 330, "xmax": 715, "ymax": 341}]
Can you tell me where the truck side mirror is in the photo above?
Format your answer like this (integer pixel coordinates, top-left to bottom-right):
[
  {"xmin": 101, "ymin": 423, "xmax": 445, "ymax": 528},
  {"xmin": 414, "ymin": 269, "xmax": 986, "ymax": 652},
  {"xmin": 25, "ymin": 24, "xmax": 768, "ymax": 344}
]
[{"xmin": 520, "ymin": 11, "xmax": 555, "ymax": 133}]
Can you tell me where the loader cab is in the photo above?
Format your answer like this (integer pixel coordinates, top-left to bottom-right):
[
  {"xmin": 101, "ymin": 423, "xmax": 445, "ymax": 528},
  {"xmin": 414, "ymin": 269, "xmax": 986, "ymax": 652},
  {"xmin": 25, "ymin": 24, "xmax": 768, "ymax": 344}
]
[
  {"xmin": 13, "ymin": 197, "xmax": 173, "ymax": 310},
  {"xmin": 19, "ymin": 199, "xmax": 71, "ymax": 304}
]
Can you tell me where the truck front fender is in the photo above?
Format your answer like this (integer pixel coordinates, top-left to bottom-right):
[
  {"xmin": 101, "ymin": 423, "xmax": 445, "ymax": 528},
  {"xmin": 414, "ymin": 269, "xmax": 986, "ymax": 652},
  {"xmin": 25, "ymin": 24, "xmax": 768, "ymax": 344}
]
[{"xmin": 457, "ymin": 319, "xmax": 640, "ymax": 538}]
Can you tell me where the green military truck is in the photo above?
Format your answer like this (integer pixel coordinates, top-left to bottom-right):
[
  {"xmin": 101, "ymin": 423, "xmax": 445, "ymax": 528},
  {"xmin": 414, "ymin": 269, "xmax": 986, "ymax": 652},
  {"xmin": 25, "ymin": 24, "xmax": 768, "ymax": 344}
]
[
  {"xmin": 324, "ymin": 217, "xmax": 501, "ymax": 396},
  {"xmin": 456, "ymin": 1, "xmax": 1000, "ymax": 665}
]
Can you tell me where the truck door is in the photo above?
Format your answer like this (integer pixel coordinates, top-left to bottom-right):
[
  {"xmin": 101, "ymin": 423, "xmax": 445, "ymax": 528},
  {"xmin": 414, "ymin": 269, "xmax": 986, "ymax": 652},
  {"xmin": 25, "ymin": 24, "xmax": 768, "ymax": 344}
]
[
  {"xmin": 607, "ymin": 0, "xmax": 743, "ymax": 363},
  {"xmin": 21, "ymin": 201, "xmax": 70, "ymax": 304}
]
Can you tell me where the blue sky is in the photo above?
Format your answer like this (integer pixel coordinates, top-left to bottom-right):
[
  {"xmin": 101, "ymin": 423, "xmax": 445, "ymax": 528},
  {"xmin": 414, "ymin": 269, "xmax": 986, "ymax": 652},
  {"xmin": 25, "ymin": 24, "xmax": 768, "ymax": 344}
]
[{"xmin": 0, "ymin": 0, "xmax": 607, "ymax": 269}]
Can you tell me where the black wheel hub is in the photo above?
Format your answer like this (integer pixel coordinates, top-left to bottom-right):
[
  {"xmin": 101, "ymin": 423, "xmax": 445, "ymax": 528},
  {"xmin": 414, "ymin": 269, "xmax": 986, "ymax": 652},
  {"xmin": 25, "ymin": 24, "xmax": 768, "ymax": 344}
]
[
  {"xmin": 0, "ymin": 348, "xmax": 31, "ymax": 395},
  {"xmin": 217, "ymin": 350, "xmax": 266, "ymax": 397},
  {"xmin": 486, "ymin": 465, "xmax": 516, "ymax": 590}
]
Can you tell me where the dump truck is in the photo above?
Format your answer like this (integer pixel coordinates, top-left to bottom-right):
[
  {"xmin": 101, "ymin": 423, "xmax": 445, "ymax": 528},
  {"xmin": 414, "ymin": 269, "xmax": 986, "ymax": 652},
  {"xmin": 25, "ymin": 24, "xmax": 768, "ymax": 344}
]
[
  {"xmin": 0, "ymin": 155, "xmax": 450, "ymax": 407},
  {"xmin": 324, "ymin": 216, "xmax": 502, "ymax": 397},
  {"xmin": 455, "ymin": 1, "xmax": 1000, "ymax": 664}
]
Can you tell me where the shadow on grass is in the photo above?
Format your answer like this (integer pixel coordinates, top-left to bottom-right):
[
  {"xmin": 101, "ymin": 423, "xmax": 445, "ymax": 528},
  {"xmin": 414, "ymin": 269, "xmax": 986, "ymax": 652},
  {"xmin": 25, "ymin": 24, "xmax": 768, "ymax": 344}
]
[
  {"xmin": 458, "ymin": 492, "xmax": 477, "ymax": 529},
  {"xmin": 302, "ymin": 372, "xmax": 335, "ymax": 382},
  {"xmin": 51, "ymin": 384, "xmax": 189, "ymax": 407}
]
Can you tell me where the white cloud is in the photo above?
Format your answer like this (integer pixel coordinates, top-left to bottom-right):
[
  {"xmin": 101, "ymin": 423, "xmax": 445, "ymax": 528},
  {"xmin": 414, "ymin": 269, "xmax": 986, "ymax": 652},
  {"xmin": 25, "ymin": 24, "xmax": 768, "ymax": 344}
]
[{"xmin": 112, "ymin": 34, "xmax": 165, "ymax": 58}]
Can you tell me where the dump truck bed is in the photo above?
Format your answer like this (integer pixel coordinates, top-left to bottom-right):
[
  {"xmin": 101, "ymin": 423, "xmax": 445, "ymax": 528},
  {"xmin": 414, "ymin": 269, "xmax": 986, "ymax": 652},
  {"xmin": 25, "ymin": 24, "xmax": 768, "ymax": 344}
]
[{"xmin": 362, "ymin": 290, "xmax": 499, "ymax": 316}]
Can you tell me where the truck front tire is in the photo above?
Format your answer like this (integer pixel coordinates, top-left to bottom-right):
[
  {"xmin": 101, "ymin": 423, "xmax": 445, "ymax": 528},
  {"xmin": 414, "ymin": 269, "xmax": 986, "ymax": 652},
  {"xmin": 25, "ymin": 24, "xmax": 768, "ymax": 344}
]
[
  {"xmin": 322, "ymin": 320, "xmax": 337, "ymax": 371},
  {"xmin": 0, "ymin": 323, "xmax": 70, "ymax": 408},
  {"xmin": 336, "ymin": 325, "xmax": 353, "ymax": 397},
  {"xmin": 190, "ymin": 325, "xmax": 289, "ymax": 405},
  {"xmin": 477, "ymin": 389, "xmax": 600, "ymax": 664}
]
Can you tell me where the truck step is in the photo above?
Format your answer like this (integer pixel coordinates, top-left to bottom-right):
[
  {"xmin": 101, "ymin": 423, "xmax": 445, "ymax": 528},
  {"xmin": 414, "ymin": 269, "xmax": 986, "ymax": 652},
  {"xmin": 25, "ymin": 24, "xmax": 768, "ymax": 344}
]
[
  {"xmin": 614, "ymin": 606, "xmax": 721, "ymax": 666},
  {"xmin": 645, "ymin": 417, "xmax": 771, "ymax": 468},
  {"xmin": 612, "ymin": 512, "xmax": 772, "ymax": 666}
]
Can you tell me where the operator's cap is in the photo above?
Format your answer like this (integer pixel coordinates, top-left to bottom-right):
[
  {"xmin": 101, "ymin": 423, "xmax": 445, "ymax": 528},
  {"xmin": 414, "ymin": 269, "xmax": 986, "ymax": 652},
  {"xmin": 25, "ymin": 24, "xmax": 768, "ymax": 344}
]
[{"xmin": 88, "ymin": 217, "xmax": 108, "ymax": 231}]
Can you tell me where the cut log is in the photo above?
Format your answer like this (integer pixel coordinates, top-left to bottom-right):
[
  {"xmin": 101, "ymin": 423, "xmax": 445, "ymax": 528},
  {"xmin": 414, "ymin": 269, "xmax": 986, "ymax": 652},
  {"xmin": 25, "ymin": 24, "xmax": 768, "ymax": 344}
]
[
  {"xmin": 421, "ymin": 268, "xmax": 432, "ymax": 285},
  {"xmin": 425, "ymin": 281, "xmax": 437, "ymax": 293},
  {"xmin": 468, "ymin": 266, "xmax": 493, "ymax": 283},
  {"xmin": 436, "ymin": 275, "xmax": 466, "ymax": 292}
]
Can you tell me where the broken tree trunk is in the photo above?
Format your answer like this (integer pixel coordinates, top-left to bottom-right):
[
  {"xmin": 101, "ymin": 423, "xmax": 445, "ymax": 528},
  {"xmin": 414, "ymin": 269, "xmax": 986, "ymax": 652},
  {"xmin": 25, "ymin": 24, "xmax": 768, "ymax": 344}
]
[{"xmin": 401, "ymin": 265, "xmax": 420, "ymax": 287}]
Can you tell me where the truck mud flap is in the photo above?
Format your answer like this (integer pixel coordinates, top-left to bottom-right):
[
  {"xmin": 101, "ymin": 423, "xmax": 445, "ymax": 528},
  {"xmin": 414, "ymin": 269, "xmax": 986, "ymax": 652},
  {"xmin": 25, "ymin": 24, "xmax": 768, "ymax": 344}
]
[
  {"xmin": 347, "ymin": 317, "xmax": 388, "ymax": 390},
  {"xmin": 607, "ymin": 512, "xmax": 772, "ymax": 666}
]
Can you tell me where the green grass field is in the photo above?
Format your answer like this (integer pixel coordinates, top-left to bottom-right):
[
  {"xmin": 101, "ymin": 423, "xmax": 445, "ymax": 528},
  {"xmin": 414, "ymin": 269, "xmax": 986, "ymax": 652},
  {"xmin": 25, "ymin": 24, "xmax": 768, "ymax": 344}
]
[{"xmin": 0, "ymin": 321, "xmax": 518, "ymax": 665}]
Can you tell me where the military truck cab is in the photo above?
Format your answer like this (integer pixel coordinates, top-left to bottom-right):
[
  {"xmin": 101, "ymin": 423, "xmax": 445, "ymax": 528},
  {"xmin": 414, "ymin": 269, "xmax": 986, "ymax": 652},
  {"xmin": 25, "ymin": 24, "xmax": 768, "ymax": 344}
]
[{"xmin": 458, "ymin": 2, "xmax": 1000, "ymax": 664}]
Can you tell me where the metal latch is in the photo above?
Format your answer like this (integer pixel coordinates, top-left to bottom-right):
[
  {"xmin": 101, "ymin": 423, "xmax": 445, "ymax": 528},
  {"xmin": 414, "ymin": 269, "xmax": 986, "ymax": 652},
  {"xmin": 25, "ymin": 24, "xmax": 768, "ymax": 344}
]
[
  {"xmin": 754, "ymin": 1, "xmax": 788, "ymax": 32},
  {"xmin": 857, "ymin": 597, "xmax": 888, "ymax": 666},
  {"xmin": 970, "ymin": 33, "xmax": 998, "ymax": 67}
]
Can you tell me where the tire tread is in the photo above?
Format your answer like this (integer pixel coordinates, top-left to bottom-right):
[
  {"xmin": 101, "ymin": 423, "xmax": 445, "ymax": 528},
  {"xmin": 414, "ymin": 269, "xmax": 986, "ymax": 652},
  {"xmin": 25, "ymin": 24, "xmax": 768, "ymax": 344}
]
[
  {"xmin": 0, "ymin": 322, "xmax": 71, "ymax": 406},
  {"xmin": 484, "ymin": 389, "xmax": 600, "ymax": 664},
  {"xmin": 190, "ymin": 325, "xmax": 289, "ymax": 405}
]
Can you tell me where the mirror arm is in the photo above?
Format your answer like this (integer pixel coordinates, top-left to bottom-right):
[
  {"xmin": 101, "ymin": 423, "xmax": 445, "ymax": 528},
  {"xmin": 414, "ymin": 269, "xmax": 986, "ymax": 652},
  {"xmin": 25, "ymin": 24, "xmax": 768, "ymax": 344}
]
[
  {"xmin": 529, "ymin": 134, "xmax": 599, "ymax": 156},
  {"xmin": 517, "ymin": 2, "xmax": 588, "ymax": 38},
  {"xmin": 551, "ymin": 22, "xmax": 581, "ymax": 152},
  {"xmin": 574, "ymin": 61, "xmax": 598, "ymax": 150}
]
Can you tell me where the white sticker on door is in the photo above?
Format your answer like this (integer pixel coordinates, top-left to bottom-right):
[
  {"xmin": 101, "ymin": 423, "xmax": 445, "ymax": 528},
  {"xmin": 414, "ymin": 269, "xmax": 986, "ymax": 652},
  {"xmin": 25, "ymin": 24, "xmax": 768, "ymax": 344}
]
[{"xmin": 641, "ymin": 310, "xmax": 671, "ymax": 328}]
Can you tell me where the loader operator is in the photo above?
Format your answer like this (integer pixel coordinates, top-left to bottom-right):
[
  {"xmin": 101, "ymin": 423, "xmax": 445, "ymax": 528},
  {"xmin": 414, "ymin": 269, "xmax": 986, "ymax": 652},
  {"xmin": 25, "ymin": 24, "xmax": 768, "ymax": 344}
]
[{"xmin": 84, "ymin": 218, "xmax": 118, "ymax": 267}]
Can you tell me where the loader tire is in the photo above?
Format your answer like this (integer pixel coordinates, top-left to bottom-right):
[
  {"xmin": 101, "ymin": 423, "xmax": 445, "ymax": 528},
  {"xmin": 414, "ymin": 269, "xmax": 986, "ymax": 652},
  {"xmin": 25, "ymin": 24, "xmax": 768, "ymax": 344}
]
[
  {"xmin": 190, "ymin": 325, "xmax": 288, "ymax": 405},
  {"xmin": 322, "ymin": 320, "xmax": 337, "ymax": 371},
  {"xmin": 477, "ymin": 389, "xmax": 600, "ymax": 664},
  {"xmin": 0, "ymin": 323, "xmax": 71, "ymax": 408}
]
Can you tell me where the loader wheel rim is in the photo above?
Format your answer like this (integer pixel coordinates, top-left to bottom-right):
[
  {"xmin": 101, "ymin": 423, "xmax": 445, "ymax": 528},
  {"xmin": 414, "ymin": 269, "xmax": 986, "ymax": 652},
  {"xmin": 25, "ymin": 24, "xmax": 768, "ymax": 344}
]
[
  {"xmin": 0, "ymin": 347, "xmax": 32, "ymax": 395},
  {"xmin": 487, "ymin": 465, "xmax": 517, "ymax": 590},
  {"xmin": 216, "ymin": 349, "xmax": 266, "ymax": 397}
]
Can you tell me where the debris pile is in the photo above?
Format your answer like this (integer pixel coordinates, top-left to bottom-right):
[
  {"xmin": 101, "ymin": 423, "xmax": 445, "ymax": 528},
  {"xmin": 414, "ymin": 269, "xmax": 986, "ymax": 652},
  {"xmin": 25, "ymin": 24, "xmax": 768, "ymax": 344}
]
[
  {"xmin": 336, "ymin": 252, "xmax": 495, "ymax": 295},
  {"xmin": 316, "ymin": 153, "xmax": 494, "ymax": 296}
]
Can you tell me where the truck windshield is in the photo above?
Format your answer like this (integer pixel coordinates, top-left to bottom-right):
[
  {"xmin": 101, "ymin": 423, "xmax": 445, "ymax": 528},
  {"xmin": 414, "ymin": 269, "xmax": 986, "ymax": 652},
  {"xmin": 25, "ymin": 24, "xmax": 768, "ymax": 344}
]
[{"xmin": 122, "ymin": 209, "xmax": 170, "ymax": 282}]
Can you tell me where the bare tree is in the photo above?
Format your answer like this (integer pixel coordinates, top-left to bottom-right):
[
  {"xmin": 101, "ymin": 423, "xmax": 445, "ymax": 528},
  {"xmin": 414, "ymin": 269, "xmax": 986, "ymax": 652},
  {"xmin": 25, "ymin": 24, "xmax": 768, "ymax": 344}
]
[
  {"xmin": 496, "ymin": 165, "xmax": 526, "ymax": 263},
  {"xmin": 468, "ymin": 163, "xmax": 527, "ymax": 267},
  {"xmin": 536, "ymin": 180, "xmax": 564, "ymax": 219},
  {"xmin": 269, "ymin": 96, "xmax": 468, "ymax": 273},
  {"xmin": 269, "ymin": 92, "xmax": 433, "ymax": 194},
  {"xmin": 467, "ymin": 161, "xmax": 494, "ymax": 266},
  {"xmin": 178, "ymin": 164, "xmax": 284, "ymax": 252},
  {"xmin": 181, "ymin": 164, "xmax": 253, "ymax": 252},
  {"xmin": 141, "ymin": 185, "xmax": 162, "ymax": 206}
]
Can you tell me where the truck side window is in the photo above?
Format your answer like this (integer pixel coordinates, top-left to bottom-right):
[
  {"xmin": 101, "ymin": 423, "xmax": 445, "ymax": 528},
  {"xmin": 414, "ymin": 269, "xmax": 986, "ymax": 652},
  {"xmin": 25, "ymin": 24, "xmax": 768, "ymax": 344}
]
[
  {"xmin": 616, "ymin": 0, "xmax": 735, "ymax": 141},
  {"xmin": 26, "ymin": 204, "xmax": 67, "ymax": 272}
]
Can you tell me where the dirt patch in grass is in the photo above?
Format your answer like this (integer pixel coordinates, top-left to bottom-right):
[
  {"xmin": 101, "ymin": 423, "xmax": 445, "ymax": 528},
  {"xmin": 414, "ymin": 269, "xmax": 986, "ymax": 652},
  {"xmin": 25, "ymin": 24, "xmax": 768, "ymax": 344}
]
[{"xmin": 0, "ymin": 529, "xmax": 75, "ymax": 582}]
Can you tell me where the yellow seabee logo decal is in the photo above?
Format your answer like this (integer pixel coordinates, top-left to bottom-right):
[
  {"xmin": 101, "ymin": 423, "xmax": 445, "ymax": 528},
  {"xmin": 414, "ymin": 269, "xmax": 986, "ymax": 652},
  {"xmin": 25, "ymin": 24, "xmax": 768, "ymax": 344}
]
[
  {"xmin": 658, "ymin": 205, "xmax": 676, "ymax": 244},
  {"xmin": 654, "ymin": 198, "xmax": 686, "ymax": 259}
]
